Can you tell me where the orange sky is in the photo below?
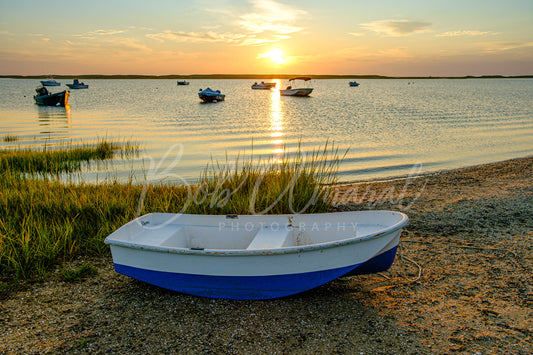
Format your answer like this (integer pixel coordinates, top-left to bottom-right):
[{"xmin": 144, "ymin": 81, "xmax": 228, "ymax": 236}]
[{"xmin": 1, "ymin": 0, "xmax": 532, "ymax": 76}]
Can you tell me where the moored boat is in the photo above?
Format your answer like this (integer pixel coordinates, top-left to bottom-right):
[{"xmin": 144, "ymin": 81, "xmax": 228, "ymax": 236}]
[
  {"xmin": 66, "ymin": 79, "xmax": 88, "ymax": 89},
  {"xmin": 280, "ymin": 77, "xmax": 313, "ymax": 97},
  {"xmin": 198, "ymin": 88, "xmax": 225, "ymax": 102},
  {"xmin": 349, "ymin": 81, "xmax": 360, "ymax": 87},
  {"xmin": 33, "ymin": 86, "xmax": 70, "ymax": 106},
  {"xmin": 177, "ymin": 80, "xmax": 190, "ymax": 85},
  {"xmin": 251, "ymin": 81, "xmax": 276, "ymax": 89},
  {"xmin": 40, "ymin": 75, "xmax": 61, "ymax": 86},
  {"xmin": 104, "ymin": 211, "xmax": 408, "ymax": 300}
]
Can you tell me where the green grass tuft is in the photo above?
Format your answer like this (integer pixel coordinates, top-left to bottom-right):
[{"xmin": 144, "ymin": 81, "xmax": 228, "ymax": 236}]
[
  {"xmin": 3, "ymin": 134, "xmax": 18, "ymax": 142},
  {"xmin": 183, "ymin": 142, "xmax": 346, "ymax": 215},
  {"xmin": 60, "ymin": 264, "xmax": 97, "ymax": 282}
]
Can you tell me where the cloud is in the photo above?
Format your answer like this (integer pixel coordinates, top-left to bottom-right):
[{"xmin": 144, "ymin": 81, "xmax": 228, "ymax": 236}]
[
  {"xmin": 361, "ymin": 19, "xmax": 432, "ymax": 36},
  {"xmin": 73, "ymin": 29, "xmax": 126, "ymax": 39},
  {"xmin": 437, "ymin": 30, "xmax": 495, "ymax": 37},
  {"xmin": 147, "ymin": 1, "xmax": 306, "ymax": 47},
  {"xmin": 480, "ymin": 41, "xmax": 533, "ymax": 53},
  {"xmin": 89, "ymin": 29, "xmax": 126, "ymax": 36},
  {"xmin": 64, "ymin": 35, "xmax": 152, "ymax": 55},
  {"xmin": 148, "ymin": 30, "xmax": 284, "ymax": 46},
  {"xmin": 129, "ymin": 26, "xmax": 153, "ymax": 31},
  {"xmin": 346, "ymin": 47, "xmax": 413, "ymax": 62},
  {"xmin": 238, "ymin": 0, "xmax": 306, "ymax": 35},
  {"xmin": 148, "ymin": 30, "xmax": 238, "ymax": 42}
]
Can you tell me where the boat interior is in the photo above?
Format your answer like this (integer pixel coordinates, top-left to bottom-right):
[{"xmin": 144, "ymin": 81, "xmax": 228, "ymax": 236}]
[{"xmin": 112, "ymin": 214, "xmax": 389, "ymax": 251}]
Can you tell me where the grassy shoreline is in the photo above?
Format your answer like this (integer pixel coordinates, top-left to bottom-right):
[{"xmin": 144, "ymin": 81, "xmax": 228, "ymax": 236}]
[
  {"xmin": 0, "ymin": 143, "xmax": 342, "ymax": 285},
  {"xmin": 0, "ymin": 141, "xmax": 143, "ymax": 283}
]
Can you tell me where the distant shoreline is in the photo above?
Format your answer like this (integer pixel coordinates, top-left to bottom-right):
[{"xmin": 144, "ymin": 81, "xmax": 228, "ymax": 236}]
[{"xmin": 1, "ymin": 74, "xmax": 532, "ymax": 80}]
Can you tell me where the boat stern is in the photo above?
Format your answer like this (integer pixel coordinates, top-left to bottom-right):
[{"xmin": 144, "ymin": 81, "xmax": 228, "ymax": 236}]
[{"xmin": 62, "ymin": 90, "xmax": 70, "ymax": 106}]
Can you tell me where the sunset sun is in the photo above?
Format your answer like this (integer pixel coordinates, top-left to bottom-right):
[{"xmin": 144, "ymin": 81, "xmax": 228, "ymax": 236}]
[{"xmin": 258, "ymin": 49, "xmax": 288, "ymax": 65}]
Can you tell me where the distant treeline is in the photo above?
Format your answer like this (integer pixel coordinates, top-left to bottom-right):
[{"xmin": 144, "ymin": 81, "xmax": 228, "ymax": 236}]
[{"xmin": 2, "ymin": 74, "xmax": 532, "ymax": 80}]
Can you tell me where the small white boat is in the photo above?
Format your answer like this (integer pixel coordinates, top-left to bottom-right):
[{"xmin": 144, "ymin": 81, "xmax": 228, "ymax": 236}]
[
  {"xmin": 177, "ymin": 80, "xmax": 190, "ymax": 86},
  {"xmin": 198, "ymin": 88, "xmax": 225, "ymax": 103},
  {"xmin": 105, "ymin": 211, "xmax": 408, "ymax": 300},
  {"xmin": 280, "ymin": 77, "xmax": 313, "ymax": 97},
  {"xmin": 251, "ymin": 81, "xmax": 276, "ymax": 89},
  {"xmin": 40, "ymin": 75, "xmax": 61, "ymax": 86},
  {"xmin": 349, "ymin": 81, "xmax": 360, "ymax": 87}
]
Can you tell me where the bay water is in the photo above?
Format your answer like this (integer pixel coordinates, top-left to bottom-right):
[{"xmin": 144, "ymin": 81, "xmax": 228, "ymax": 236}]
[{"xmin": 1, "ymin": 78, "xmax": 532, "ymax": 185}]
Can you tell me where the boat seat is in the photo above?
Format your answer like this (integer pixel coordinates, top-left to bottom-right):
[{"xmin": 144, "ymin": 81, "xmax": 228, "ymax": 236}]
[{"xmin": 246, "ymin": 227, "xmax": 290, "ymax": 250}]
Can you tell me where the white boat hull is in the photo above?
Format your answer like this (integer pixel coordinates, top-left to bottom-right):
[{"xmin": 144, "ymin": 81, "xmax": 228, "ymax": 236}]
[
  {"xmin": 280, "ymin": 88, "xmax": 313, "ymax": 96},
  {"xmin": 252, "ymin": 83, "xmax": 276, "ymax": 89},
  {"xmin": 105, "ymin": 211, "xmax": 407, "ymax": 299},
  {"xmin": 40, "ymin": 80, "xmax": 61, "ymax": 86}
]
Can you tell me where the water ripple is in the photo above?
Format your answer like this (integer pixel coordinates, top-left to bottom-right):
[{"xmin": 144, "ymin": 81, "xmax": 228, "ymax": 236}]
[{"xmin": 1, "ymin": 78, "xmax": 532, "ymax": 183}]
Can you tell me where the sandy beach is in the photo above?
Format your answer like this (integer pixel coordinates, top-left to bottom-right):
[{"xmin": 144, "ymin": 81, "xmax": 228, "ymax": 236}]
[{"xmin": 1, "ymin": 156, "xmax": 531, "ymax": 354}]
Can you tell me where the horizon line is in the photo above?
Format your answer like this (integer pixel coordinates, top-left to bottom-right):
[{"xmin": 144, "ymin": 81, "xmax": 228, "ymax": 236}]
[{"xmin": 1, "ymin": 74, "xmax": 532, "ymax": 79}]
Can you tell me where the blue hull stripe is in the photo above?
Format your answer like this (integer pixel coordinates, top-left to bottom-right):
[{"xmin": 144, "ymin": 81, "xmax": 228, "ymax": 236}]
[
  {"xmin": 114, "ymin": 263, "xmax": 361, "ymax": 300},
  {"xmin": 114, "ymin": 247, "xmax": 399, "ymax": 300},
  {"xmin": 345, "ymin": 245, "xmax": 398, "ymax": 276}
]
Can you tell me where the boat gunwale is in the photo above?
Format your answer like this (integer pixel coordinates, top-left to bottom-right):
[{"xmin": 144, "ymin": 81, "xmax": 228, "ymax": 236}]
[{"xmin": 104, "ymin": 212, "xmax": 408, "ymax": 256}]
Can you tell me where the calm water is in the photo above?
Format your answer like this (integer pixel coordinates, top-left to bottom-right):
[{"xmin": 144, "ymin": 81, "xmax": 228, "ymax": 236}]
[{"xmin": 1, "ymin": 78, "xmax": 532, "ymax": 184}]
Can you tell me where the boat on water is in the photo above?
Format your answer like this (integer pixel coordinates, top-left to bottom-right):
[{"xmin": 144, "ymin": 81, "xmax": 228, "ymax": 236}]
[
  {"xmin": 105, "ymin": 211, "xmax": 408, "ymax": 300},
  {"xmin": 280, "ymin": 77, "xmax": 313, "ymax": 97},
  {"xmin": 198, "ymin": 88, "xmax": 225, "ymax": 103},
  {"xmin": 251, "ymin": 81, "xmax": 276, "ymax": 90},
  {"xmin": 66, "ymin": 79, "xmax": 88, "ymax": 89},
  {"xmin": 40, "ymin": 75, "xmax": 61, "ymax": 86},
  {"xmin": 349, "ymin": 81, "xmax": 360, "ymax": 87},
  {"xmin": 33, "ymin": 86, "xmax": 70, "ymax": 106},
  {"xmin": 177, "ymin": 80, "xmax": 190, "ymax": 86}
]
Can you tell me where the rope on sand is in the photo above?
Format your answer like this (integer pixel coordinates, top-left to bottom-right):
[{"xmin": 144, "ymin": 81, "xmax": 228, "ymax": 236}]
[
  {"xmin": 388, "ymin": 242, "xmax": 422, "ymax": 282},
  {"xmin": 399, "ymin": 254, "xmax": 422, "ymax": 282}
]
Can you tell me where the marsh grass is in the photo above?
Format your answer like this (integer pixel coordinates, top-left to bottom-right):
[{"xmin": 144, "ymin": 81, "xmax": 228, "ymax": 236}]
[
  {"xmin": 3, "ymin": 134, "xmax": 18, "ymax": 142},
  {"xmin": 186, "ymin": 143, "xmax": 346, "ymax": 215},
  {"xmin": 0, "ymin": 142, "xmax": 345, "ymax": 287},
  {"xmin": 0, "ymin": 139, "xmax": 139, "ymax": 176}
]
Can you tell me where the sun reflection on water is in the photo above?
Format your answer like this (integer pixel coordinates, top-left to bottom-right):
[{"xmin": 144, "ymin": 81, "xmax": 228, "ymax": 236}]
[{"xmin": 269, "ymin": 79, "xmax": 284, "ymax": 159}]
